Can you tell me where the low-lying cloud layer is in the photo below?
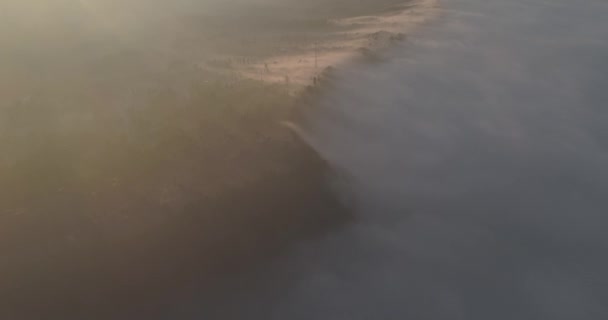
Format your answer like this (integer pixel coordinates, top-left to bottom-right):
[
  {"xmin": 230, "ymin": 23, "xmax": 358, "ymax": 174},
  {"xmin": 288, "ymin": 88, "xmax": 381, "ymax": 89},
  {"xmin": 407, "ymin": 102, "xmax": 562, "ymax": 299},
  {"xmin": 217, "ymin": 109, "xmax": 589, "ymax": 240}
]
[{"xmin": 177, "ymin": 0, "xmax": 608, "ymax": 318}]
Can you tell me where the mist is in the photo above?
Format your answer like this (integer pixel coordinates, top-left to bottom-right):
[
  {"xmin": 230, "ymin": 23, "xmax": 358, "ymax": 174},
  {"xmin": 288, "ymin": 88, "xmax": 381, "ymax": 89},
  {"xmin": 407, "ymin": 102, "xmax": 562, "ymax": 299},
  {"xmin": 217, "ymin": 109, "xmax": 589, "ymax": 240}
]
[
  {"xmin": 173, "ymin": 0, "xmax": 608, "ymax": 318},
  {"xmin": 2, "ymin": 0, "xmax": 607, "ymax": 318}
]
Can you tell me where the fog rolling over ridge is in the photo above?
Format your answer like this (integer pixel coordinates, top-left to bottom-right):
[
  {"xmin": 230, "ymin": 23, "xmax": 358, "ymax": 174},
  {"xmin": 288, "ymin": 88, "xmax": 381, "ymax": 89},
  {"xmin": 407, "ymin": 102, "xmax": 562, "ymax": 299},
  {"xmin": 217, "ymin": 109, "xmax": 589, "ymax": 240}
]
[
  {"xmin": 2, "ymin": 0, "xmax": 607, "ymax": 318},
  {"xmin": 177, "ymin": 0, "xmax": 608, "ymax": 318}
]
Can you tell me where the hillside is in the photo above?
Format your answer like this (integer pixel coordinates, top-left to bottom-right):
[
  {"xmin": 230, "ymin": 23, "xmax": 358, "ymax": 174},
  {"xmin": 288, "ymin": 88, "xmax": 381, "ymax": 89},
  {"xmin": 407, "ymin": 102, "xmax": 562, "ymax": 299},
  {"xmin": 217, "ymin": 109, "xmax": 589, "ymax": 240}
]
[{"xmin": 0, "ymin": 0, "xmax": 436, "ymax": 318}]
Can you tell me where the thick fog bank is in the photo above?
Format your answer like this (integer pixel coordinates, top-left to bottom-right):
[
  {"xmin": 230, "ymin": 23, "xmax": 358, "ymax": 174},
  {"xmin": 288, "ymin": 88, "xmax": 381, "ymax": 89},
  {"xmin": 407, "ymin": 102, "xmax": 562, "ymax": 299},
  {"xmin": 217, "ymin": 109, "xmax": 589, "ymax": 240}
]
[{"xmin": 176, "ymin": 0, "xmax": 608, "ymax": 319}]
